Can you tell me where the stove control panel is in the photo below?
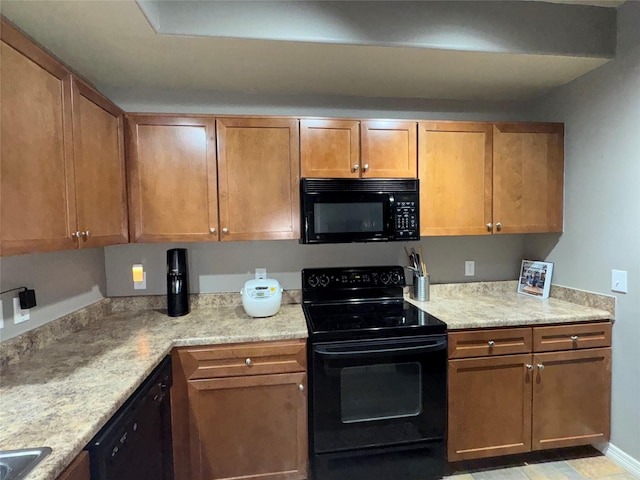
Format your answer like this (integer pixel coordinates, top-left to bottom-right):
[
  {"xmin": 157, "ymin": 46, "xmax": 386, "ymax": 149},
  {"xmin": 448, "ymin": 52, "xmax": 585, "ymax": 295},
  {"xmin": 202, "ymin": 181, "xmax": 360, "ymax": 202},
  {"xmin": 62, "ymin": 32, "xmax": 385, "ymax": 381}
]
[{"xmin": 303, "ymin": 266, "xmax": 406, "ymax": 289}]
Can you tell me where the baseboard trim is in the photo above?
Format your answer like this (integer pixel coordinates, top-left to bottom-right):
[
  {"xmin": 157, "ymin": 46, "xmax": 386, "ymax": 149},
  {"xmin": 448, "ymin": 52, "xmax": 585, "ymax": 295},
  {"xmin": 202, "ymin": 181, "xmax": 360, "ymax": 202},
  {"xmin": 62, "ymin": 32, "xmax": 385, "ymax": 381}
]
[{"xmin": 596, "ymin": 442, "xmax": 640, "ymax": 478}]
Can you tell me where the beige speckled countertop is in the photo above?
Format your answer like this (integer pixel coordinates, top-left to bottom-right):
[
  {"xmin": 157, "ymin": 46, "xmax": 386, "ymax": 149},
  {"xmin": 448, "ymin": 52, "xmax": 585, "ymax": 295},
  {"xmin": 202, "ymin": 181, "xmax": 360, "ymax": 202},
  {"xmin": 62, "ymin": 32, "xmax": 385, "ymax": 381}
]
[
  {"xmin": 0, "ymin": 282, "xmax": 614, "ymax": 480},
  {"xmin": 0, "ymin": 303, "xmax": 307, "ymax": 480},
  {"xmin": 406, "ymin": 282, "xmax": 613, "ymax": 329}
]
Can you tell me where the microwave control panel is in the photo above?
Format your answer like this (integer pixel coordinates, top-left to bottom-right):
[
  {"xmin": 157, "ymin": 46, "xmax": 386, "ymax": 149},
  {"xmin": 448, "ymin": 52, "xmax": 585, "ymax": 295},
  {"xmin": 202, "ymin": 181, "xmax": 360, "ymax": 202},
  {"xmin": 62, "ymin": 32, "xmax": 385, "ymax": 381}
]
[{"xmin": 393, "ymin": 195, "xmax": 418, "ymax": 239}]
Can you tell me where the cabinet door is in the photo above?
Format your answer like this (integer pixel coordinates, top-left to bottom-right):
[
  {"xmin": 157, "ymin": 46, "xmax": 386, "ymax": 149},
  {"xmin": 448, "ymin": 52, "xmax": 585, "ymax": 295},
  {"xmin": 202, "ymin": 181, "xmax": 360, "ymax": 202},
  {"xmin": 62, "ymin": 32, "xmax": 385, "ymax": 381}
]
[
  {"xmin": 300, "ymin": 119, "xmax": 359, "ymax": 178},
  {"xmin": 418, "ymin": 122, "xmax": 493, "ymax": 235},
  {"xmin": 532, "ymin": 348, "xmax": 611, "ymax": 451},
  {"xmin": 361, "ymin": 120, "xmax": 417, "ymax": 178},
  {"xmin": 448, "ymin": 354, "xmax": 532, "ymax": 461},
  {"xmin": 188, "ymin": 372, "xmax": 308, "ymax": 480},
  {"xmin": 217, "ymin": 118, "xmax": 299, "ymax": 241},
  {"xmin": 71, "ymin": 77, "xmax": 128, "ymax": 248},
  {"xmin": 1, "ymin": 20, "xmax": 77, "ymax": 255},
  {"xmin": 126, "ymin": 115, "xmax": 218, "ymax": 242},
  {"xmin": 55, "ymin": 451, "xmax": 90, "ymax": 480},
  {"xmin": 493, "ymin": 123, "xmax": 564, "ymax": 234}
]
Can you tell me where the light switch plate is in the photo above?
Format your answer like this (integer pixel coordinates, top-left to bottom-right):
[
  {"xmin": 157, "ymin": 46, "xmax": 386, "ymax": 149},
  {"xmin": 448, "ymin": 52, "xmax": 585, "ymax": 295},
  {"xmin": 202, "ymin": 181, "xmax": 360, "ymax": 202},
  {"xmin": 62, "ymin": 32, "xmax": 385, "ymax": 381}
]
[
  {"xmin": 13, "ymin": 297, "xmax": 30, "ymax": 324},
  {"xmin": 465, "ymin": 261, "xmax": 475, "ymax": 276},
  {"xmin": 611, "ymin": 269, "xmax": 628, "ymax": 293}
]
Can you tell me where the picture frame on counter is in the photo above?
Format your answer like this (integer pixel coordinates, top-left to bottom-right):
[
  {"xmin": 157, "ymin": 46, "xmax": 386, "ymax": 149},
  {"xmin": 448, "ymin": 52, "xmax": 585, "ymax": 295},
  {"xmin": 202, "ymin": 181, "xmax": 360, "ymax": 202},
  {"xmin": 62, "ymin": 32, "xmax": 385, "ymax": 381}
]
[{"xmin": 518, "ymin": 260, "xmax": 554, "ymax": 299}]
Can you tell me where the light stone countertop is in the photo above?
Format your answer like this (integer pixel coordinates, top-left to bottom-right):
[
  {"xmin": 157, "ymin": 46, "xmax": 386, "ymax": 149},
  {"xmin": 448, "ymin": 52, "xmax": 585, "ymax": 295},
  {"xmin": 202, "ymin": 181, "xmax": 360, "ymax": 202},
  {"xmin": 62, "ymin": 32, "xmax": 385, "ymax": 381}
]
[
  {"xmin": 0, "ymin": 283, "xmax": 614, "ymax": 480},
  {"xmin": 0, "ymin": 303, "xmax": 308, "ymax": 480},
  {"xmin": 405, "ymin": 283, "xmax": 613, "ymax": 329}
]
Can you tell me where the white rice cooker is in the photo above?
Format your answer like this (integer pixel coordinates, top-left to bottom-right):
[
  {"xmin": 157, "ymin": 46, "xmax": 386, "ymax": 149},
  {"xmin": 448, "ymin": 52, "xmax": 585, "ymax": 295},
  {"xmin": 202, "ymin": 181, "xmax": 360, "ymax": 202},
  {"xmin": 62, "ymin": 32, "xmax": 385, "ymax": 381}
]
[{"xmin": 241, "ymin": 278, "xmax": 283, "ymax": 317}]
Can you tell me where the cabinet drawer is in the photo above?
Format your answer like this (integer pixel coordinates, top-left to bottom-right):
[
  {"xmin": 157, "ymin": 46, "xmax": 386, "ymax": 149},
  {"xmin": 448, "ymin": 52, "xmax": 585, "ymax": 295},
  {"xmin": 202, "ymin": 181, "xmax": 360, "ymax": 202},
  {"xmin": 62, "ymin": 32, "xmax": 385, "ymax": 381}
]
[
  {"xmin": 448, "ymin": 328, "xmax": 532, "ymax": 359},
  {"xmin": 533, "ymin": 322, "xmax": 611, "ymax": 352},
  {"xmin": 178, "ymin": 339, "xmax": 306, "ymax": 380}
]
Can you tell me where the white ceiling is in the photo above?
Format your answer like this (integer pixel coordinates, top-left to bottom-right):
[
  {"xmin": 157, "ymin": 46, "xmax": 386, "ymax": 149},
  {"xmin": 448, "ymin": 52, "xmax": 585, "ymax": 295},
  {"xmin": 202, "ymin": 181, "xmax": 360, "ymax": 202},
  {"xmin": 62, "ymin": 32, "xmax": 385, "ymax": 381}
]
[{"xmin": 0, "ymin": 0, "xmax": 623, "ymax": 102}]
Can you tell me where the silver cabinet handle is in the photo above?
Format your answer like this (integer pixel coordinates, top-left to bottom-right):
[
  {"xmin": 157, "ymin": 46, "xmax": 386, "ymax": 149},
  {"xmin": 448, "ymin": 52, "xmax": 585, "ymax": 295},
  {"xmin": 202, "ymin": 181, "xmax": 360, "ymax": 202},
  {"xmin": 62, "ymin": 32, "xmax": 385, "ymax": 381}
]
[
  {"xmin": 488, "ymin": 340, "xmax": 495, "ymax": 347},
  {"xmin": 526, "ymin": 364, "xmax": 533, "ymax": 370},
  {"xmin": 222, "ymin": 228, "xmax": 229, "ymax": 234},
  {"xmin": 363, "ymin": 163, "xmax": 369, "ymax": 172},
  {"xmin": 209, "ymin": 227, "xmax": 216, "ymax": 234},
  {"xmin": 353, "ymin": 164, "xmax": 360, "ymax": 171},
  {"xmin": 245, "ymin": 358, "xmax": 252, "ymax": 366},
  {"xmin": 537, "ymin": 363, "xmax": 545, "ymax": 370},
  {"xmin": 298, "ymin": 384, "xmax": 304, "ymax": 391},
  {"xmin": 570, "ymin": 335, "xmax": 579, "ymax": 341},
  {"xmin": 83, "ymin": 230, "xmax": 91, "ymax": 239},
  {"xmin": 71, "ymin": 231, "xmax": 81, "ymax": 239},
  {"xmin": 486, "ymin": 223, "xmax": 493, "ymax": 231},
  {"xmin": 496, "ymin": 222, "xmax": 502, "ymax": 232}
]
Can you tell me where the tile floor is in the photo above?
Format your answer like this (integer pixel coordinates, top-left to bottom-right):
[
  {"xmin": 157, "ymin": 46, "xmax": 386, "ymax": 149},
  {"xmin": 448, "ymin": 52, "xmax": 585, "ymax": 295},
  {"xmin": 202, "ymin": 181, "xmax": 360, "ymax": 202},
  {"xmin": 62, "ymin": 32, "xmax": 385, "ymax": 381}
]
[{"xmin": 443, "ymin": 447, "xmax": 639, "ymax": 480}]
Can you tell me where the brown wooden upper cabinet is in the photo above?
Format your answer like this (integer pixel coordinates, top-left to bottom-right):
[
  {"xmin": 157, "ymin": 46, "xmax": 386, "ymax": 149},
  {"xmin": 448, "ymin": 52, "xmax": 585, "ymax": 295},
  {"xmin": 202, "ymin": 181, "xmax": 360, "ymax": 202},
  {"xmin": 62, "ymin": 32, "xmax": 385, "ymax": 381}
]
[
  {"xmin": 217, "ymin": 117, "xmax": 300, "ymax": 241},
  {"xmin": 126, "ymin": 116, "xmax": 299, "ymax": 243},
  {"xmin": 126, "ymin": 115, "xmax": 218, "ymax": 243},
  {"xmin": 300, "ymin": 119, "xmax": 417, "ymax": 178},
  {"xmin": 1, "ymin": 18, "xmax": 127, "ymax": 256},
  {"xmin": 419, "ymin": 122, "xmax": 493, "ymax": 236},
  {"xmin": 493, "ymin": 123, "xmax": 564, "ymax": 234},
  {"xmin": 418, "ymin": 121, "xmax": 563, "ymax": 236}
]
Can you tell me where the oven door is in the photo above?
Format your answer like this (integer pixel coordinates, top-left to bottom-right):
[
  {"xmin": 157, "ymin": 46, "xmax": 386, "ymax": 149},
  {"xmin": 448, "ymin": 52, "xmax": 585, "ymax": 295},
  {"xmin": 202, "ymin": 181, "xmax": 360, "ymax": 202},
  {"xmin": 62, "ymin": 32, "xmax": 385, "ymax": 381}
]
[
  {"xmin": 301, "ymin": 190, "xmax": 393, "ymax": 244},
  {"xmin": 310, "ymin": 334, "xmax": 447, "ymax": 454}
]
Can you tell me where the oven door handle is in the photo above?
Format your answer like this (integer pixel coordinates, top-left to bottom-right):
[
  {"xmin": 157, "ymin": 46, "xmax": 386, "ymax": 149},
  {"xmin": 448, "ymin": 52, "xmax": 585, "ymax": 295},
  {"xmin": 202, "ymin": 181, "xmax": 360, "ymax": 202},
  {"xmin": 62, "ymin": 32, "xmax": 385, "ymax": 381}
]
[{"xmin": 314, "ymin": 340, "xmax": 447, "ymax": 359}]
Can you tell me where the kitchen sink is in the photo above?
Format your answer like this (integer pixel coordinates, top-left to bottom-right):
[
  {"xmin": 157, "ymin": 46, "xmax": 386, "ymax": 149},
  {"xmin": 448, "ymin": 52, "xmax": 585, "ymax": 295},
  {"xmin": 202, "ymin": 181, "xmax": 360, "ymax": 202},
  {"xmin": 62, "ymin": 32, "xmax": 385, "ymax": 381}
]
[{"xmin": 0, "ymin": 448, "xmax": 52, "ymax": 480}]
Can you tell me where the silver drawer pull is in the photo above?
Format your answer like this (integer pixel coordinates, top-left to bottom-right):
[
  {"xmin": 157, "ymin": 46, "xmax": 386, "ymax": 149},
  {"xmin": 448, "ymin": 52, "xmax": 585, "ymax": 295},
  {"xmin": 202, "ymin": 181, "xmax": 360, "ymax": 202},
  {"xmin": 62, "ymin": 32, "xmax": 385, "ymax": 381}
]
[
  {"xmin": 537, "ymin": 363, "xmax": 545, "ymax": 370},
  {"xmin": 488, "ymin": 340, "xmax": 495, "ymax": 347},
  {"xmin": 526, "ymin": 364, "xmax": 533, "ymax": 370},
  {"xmin": 571, "ymin": 335, "xmax": 579, "ymax": 341},
  {"xmin": 298, "ymin": 384, "xmax": 304, "ymax": 391},
  {"xmin": 245, "ymin": 358, "xmax": 252, "ymax": 366}
]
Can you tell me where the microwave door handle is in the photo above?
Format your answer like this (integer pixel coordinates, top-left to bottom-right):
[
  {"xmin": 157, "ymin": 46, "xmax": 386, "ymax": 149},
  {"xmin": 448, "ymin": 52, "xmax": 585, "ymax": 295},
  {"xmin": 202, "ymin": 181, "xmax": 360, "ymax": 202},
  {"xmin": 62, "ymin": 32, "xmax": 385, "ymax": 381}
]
[
  {"xmin": 315, "ymin": 340, "xmax": 447, "ymax": 360},
  {"xmin": 387, "ymin": 194, "xmax": 395, "ymax": 235}
]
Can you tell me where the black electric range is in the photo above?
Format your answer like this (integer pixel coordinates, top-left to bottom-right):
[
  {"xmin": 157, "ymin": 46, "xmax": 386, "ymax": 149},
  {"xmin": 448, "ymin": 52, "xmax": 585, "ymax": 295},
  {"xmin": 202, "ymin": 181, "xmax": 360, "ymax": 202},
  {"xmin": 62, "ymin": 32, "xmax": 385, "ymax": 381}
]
[
  {"xmin": 302, "ymin": 265, "xmax": 446, "ymax": 342},
  {"xmin": 302, "ymin": 266, "xmax": 448, "ymax": 480}
]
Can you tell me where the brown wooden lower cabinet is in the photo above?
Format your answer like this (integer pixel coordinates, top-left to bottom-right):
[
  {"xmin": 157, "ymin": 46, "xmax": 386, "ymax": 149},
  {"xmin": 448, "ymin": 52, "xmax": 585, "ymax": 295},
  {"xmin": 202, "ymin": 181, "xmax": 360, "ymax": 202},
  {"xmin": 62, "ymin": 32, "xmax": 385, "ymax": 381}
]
[
  {"xmin": 447, "ymin": 323, "xmax": 611, "ymax": 462},
  {"xmin": 448, "ymin": 354, "xmax": 532, "ymax": 461},
  {"xmin": 532, "ymin": 348, "xmax": 611, "ymax": 450},
  {"xmin": 55, "ymin": 451, "xmax": 90, "ymax": 480},
  {"xmin": 172, "ymin": 339, "xmax": 308, "ymax": 480}
]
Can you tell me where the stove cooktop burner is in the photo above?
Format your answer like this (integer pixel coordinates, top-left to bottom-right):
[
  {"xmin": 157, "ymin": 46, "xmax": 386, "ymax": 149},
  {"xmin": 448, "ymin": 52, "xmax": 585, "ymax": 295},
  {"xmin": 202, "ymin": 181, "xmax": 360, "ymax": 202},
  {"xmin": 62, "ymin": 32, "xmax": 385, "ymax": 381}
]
[
  {"xmin": 303, "ymin": 300, "xmax": 446, "ymax": 341},
  {"xmin": 302, "ymin": 266, "xmax": 447, "ymax": 341}
]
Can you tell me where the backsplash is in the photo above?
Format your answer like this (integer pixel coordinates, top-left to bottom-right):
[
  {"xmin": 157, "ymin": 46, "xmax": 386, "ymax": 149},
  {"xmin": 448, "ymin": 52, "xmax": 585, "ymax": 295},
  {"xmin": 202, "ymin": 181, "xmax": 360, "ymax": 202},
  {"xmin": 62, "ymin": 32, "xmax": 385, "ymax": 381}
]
[{"xmin": 104, "ymin": 235, "xmax": 530, "ymax": 296}]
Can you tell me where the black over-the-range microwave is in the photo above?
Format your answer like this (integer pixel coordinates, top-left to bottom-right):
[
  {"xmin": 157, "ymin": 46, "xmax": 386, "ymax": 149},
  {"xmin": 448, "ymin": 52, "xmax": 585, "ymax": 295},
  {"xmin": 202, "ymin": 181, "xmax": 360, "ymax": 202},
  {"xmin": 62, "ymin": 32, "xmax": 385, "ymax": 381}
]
[{"xmin": 300, "ymin": 178, "xmax": 420, "ymax": 244}]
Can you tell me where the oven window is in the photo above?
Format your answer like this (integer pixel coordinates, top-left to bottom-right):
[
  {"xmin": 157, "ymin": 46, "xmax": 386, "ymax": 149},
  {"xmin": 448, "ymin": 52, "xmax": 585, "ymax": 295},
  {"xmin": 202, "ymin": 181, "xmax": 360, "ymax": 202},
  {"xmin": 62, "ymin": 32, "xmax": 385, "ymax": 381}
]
[
  {"xmin": 314, "ymin": 202, "xmax": 383, "ymax": 233},
  {"xmin": 340, "ymin": 362, "xmax": 422, "ymax": 423}
]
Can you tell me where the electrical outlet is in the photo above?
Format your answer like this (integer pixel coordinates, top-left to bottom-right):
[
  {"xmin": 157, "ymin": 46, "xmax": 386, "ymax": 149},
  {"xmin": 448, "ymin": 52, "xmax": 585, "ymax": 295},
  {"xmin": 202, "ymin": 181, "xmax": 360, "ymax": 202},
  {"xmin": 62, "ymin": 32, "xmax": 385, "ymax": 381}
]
[
  {"xmin": 465, "ymin": 261, "xmax": 475, "ymax": 276},
  {"xmin": 133, "ymin": 272, "xmax": 147, "ymax": 290},
  {"xmin": 132, "ymin": 264, "xmax": 147, "ymax": 290},
  {"xmin": 255, "ymin": 268, "xmax": 267, "ymax": 280},
  {"xmin": 13, "ymin": 297, "xmax": 30, "ymax": 324}
]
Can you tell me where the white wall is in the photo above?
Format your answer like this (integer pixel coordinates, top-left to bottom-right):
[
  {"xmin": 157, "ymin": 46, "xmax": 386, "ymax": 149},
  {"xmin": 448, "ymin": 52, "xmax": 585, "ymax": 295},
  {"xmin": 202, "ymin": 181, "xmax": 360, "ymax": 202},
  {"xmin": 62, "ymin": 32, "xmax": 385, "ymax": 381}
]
[
  {"xmin": 525, "ymin": 1, "xmax": 640, "ymax": 464},
  {"xmin": 0, "ymin": 248, "xmax": 107, "ymax": 341}
]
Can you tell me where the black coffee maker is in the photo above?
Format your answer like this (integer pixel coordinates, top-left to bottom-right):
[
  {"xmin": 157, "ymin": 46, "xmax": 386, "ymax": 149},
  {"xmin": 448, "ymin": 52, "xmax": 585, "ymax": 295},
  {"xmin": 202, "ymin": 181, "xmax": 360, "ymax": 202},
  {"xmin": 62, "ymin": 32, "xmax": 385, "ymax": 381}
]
[{"xmin": 167, "ymin": 248, "xmax": 189, "ymax": 317}]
